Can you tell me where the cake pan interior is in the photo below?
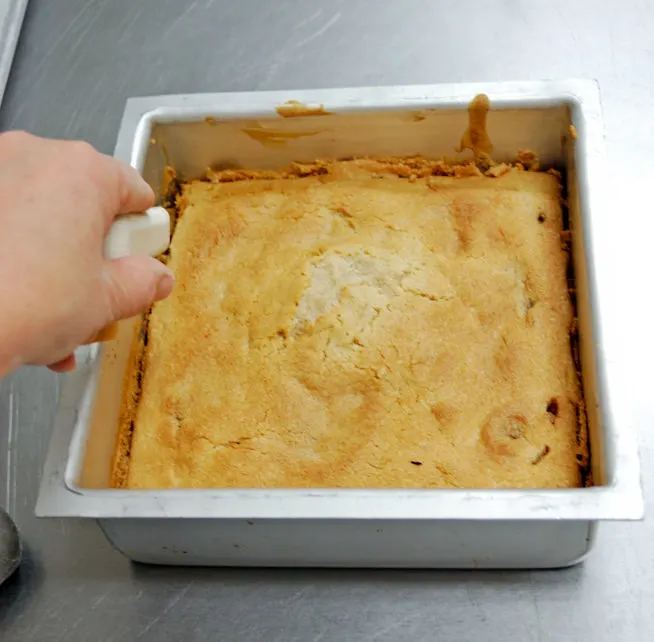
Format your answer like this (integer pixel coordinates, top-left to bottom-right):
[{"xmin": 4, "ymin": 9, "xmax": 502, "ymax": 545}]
[{"xmin": 69, "ymin": 91, "xmax": 610, "ymax": 496}]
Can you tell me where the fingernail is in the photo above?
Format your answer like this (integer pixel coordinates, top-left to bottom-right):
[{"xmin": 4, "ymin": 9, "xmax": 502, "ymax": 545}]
[
  {"xmin": 47, "ymin": 353, "xmax": 77, "ymax": 373},
  {"xmin": 154, "ymin": 271, "xmax": 175, "ymax": 302}
]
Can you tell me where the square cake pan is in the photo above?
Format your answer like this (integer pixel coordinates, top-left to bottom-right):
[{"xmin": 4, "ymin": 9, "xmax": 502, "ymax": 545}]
[{"xmin": 36, "ymin": 80, "xmax": 642, "ymax": 568}]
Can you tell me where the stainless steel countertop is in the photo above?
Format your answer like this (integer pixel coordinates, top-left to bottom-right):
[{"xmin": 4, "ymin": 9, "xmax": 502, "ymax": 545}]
[
  {"xmin": 0, "ymin": 1, "xmax": 652, "ymax": 640},
  {"xmin": 0, "ymin": 0, "xmax": 28, "ymax": 106}
]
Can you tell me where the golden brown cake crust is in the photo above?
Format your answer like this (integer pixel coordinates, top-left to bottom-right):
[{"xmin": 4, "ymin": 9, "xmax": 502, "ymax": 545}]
[{"xmin": 118, "ymin": 159, "xmax": 587, "ymax": 489}]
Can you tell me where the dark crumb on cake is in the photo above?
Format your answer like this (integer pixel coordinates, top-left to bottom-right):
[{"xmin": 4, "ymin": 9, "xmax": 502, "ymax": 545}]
[
  {"xmin": 532, "ymin": 445, "xmax": 551, "ymax": 465},
  {"xmin": 546, "ymin": 398, "xmax": 559, "ymax": 420}
]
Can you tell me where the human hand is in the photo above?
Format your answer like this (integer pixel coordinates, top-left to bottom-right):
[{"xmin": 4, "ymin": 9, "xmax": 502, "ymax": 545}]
[{"xmin": 0, "ymin": 131, "xmax": 174, "ymax": 377}]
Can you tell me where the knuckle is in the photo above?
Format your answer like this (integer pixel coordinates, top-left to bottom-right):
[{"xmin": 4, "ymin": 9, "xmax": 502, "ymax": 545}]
[
  {"xmin": 1, "ymin": 130, "xmax": 33, "ymax": 147},
  {"xmin": 66, "ymin": 141, "xmax": 107, "ymax": 194},
  {"xmin": 103, "ymin": 260, "xmax": 157, "ymax": 321},
  {"xmin": 111, "ymin": 286, "xmax": 130, "ymax": 320},
  {"xmin": 69, "ymin": 140, "xmax": 96, "ymax": 161},
  {"xmin": 102, "ymin": 270, "xmax": 128, "ymax": 320}
]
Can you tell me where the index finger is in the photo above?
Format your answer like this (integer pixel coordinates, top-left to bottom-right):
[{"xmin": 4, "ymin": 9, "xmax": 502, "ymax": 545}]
[
  {"xmin": 90, "ymin": 151, "xmax": 155, "ymax": 223},
  {"xmin": 62, "ymin": 141, "xmax": 155, "ymax": 223},
  {"xmin": 111, "ymin": 156, "xmax": 156, "ymax": 216}
]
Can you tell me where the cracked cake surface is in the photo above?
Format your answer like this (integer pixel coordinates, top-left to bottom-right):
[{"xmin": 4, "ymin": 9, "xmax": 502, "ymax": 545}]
[{"xmin": 116, "ymin": 159, "xmax": 587, "ymax": 489}]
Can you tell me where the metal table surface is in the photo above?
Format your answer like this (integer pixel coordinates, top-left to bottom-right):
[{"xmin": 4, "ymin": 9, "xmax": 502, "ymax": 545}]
[{"xmin": 0, "ymin": 0, "xmax": 652, "ymax": 640}]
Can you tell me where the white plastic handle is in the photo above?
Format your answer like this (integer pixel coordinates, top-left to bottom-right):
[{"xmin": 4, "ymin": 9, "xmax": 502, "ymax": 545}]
[
  {"xmin": 104, "ymin": 206, "xmax": 171, "ymax": 260},
  {"xmin": 84, "ymin": 206, "xmax": 171, "ymax": 344}
]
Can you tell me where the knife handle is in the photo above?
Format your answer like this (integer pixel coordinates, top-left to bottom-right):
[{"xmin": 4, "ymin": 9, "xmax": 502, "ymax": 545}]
[{"xmin": 85, "ymin": 206, "xmax": 170, "ymax": 344}]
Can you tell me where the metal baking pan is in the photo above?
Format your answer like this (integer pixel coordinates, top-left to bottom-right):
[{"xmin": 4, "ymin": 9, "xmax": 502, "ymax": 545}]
[{"xmin": 36, "ymin": 80, "xmax": 643, "ymax": 568}]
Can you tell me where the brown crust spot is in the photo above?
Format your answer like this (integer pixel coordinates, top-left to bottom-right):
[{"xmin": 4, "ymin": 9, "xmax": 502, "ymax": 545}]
[
  {"xmin": 546, "ymin": 398, "xmax": 559, "ymax": 422},
  {"xmin": 532, "ymin": 445, "xmax": 551, "ymax": 465},
  {"xmin": 431, "ymin": 402, "xmax": 457, "ymax": 425},
  {"xmin": 480, "ymin": 411, "xmax": 528, "ymax": 456}
]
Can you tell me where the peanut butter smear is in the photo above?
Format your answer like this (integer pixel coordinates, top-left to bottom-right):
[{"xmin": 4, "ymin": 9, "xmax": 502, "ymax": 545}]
[
  {"xmin": 161, "ymin": 165, "xmax": 176, "ymax": 197},
  {"xmin": 275, "ymin": 100, "xmax": 332, "ymax": 118},
  {"xmin": 241, "ymin": 125, "xmax": 322, "ymax": 148},
  {"xmin": 456, "ymin": 94, "xmax": 493, "ymax": 161}
]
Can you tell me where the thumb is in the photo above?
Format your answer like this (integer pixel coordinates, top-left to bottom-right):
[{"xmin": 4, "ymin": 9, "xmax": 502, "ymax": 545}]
[{"xmin": 102, "ymin": 256, "xmax": 174, "ymax": 321}]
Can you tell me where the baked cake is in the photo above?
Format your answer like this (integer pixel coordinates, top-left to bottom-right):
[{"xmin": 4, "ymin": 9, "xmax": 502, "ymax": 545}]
[{"xmin": 113, "ymin": 158, "xmax": 588, "ymax": 489}]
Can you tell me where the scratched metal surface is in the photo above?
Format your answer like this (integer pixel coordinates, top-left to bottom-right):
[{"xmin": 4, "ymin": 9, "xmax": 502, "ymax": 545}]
[
  {"xmin": 0, "ymin": 0, "xmax": 653, "ymax": 640},
  {"xmin": 0, "ymin": 0, "xmax": 28, "ymax": 106}
]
